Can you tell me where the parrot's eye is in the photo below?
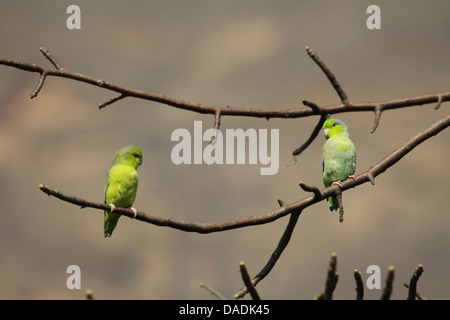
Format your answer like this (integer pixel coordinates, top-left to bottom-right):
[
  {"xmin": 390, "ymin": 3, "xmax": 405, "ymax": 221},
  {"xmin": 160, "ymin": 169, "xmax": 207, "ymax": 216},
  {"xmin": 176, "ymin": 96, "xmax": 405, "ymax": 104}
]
[{"xmin": 132, "ymin": 153, "xmax": 141, "ymax": 158}]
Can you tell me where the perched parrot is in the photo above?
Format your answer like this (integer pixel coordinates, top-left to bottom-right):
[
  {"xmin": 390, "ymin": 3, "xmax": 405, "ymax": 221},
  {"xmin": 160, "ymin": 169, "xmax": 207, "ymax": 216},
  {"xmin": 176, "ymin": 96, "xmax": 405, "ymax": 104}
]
[
  {"xmin": 104, "ymin": 146, "xmax": 143, "ymax": 237},
  {"xmin": 322, "ymin": 119, "xmax": 356, "ymax": 211}
]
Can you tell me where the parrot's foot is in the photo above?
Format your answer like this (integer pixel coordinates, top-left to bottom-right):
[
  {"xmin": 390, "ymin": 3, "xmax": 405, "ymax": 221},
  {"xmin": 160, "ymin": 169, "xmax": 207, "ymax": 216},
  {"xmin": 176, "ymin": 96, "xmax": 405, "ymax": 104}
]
[
  {"xmin": 347, "ymin": 175, "xmax": 356, "ymax": 181},
  {"xmin": 109, "ymin": 204, "xmax": 116, "ymax": 212},
  {"xmin": 331, "ymin": 181, "xmax": 343, "ymax": 189},
  {"xmin": 130, "ymin": 207, "xmax": 137, "ymax": 219}
]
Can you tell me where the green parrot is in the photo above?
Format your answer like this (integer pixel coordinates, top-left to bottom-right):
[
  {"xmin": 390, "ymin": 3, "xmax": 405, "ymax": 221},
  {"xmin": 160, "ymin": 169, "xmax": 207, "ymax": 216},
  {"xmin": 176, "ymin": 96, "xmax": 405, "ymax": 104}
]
[
  {"xmin": 104, "ymin": 146, "xmax": 143, "ymax": 237},
  {"xmin": 322, "ymin": 119, "xmax": 356, "ymax": 211}
]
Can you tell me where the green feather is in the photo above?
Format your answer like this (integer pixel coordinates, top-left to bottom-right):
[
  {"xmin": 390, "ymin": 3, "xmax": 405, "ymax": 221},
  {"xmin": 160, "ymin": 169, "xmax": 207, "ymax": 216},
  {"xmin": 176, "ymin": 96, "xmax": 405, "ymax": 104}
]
[
  {"xmin": 322, "ymin": 119, "xmax": 356, "ymax": 211},
  {"xmin": 104, "ymin": 146, "xmax": 142, "ymax": 237}
]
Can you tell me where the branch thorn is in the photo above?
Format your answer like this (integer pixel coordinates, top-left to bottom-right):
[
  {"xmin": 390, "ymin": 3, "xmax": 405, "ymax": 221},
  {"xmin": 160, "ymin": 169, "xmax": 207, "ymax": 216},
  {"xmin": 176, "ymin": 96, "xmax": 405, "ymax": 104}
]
[
  {"xmin": 98, "ymin": 93, "xmax": 126, "ymax": 109},
  {"xmin": 371, "ymin": 105, "xmax": 383, "ymax": 133},
  {"xmin": 434, "ymin": 95, "xmax": 443, "ymax": 110},
  {"xmin": 211, "ymin": 110, "xmax": 221, "ymax": 143},
  {"xmin": 368, "ymin": 172, "xmax": 375, "ymax": 185}
]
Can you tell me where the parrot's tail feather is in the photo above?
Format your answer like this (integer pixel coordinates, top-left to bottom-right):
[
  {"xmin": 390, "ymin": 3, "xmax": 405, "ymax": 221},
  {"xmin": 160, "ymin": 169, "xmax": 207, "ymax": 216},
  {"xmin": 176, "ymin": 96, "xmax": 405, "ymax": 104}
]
[
  {"xmin": 328, "ymin": 196, "xmax": 339, "ymax": 211},
  {"xmin": 104, "ymin": 211, "xmax": 120, "ymax": 238}
]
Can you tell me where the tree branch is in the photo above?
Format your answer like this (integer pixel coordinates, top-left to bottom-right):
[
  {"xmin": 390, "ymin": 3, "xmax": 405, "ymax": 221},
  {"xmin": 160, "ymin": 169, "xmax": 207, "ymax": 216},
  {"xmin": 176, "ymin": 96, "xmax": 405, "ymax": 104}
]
[
  {"xmin": 85, "ymin": 289, "xmax": 94, "ymax": 300},
  {"xmin": 403, "ymin": 283, "xmax": 429, "ymax": 300},
  {"xmin": 317, "ymin": 253, "xmax": 339, "ymax": 300},
  {"xmin": 234, "ymin": 204, "xmax": 301, "ymax": 299},
  {"xmin": 306, "ymin": 46, "xmax": 348, "ymax": 103},
  {"xmin": 353, "ymin": 269, "xmax": 364, "ymax": 300},
  {"xmin": 380, "ymin": 266, "xmax": 395, "ymax": 300},
  {"xmin": 199, "ymin": 283, "xmax": 226, "ymax": 300},
  {"xmin": 239, "ymin": 262, "xmax": 260, "ymax": 300},
  {"xmin": 406, "ymin": 264, "xmax": 424, "ymax": 300},
  {"xmin": 292, "ymin": 113, "xmax": 328, "ymax": 156}
]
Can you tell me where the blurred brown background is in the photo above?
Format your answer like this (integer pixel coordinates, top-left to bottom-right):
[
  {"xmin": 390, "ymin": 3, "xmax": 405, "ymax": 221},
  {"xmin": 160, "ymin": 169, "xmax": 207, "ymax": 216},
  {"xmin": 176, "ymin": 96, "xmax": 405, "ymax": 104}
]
[{"xmin": 0, "ymin": 1, "xmax": 449, "ymax": 299}]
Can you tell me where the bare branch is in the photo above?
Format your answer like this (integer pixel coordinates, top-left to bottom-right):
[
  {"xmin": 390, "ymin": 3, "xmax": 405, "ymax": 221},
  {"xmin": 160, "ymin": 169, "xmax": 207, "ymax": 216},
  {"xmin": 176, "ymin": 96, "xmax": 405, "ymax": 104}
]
[
  {"xmin": 302, "ymin": 99, "xmax": 321, "ymax": 113},
  {"xmin": 199, "ymin": 283, "xmax": 226, "ymax": 300},
  {"xmin": 353, "ymin": 269, "xmax": 364, "ymax": 300},
  {"xmin": 1, "ymin": 49, "xmax": 448, "ymax": 126},
  {"xmin": 85, "ymin": 289, "xmax": 94, "ymax": 300},
  {"xmin": 292, "ymin": 114, "xmax": 328, "ymax": 156},
  {"xmin": 234, "ymin": 209, "xmax": 301, "ymax": 299},
  {"xmin": 406, "ymin": 264, "xmax": 424, "ymax": 300},
  {"xmin": 239, "ymin": 262, "xmax": 260, "ymax": 300},
  {"xmin": 98, "ymin": 94, "xmax": 127, "ymax": 109},
  {"xmin": 317, "ymin": 252, "xmax": 339, "ymax": 300},
  {"xmin": 30, "ymin": 71, "xmax": 48, "ymax": 99},
  {"xmin": 39, "ymin": 183, "xmax": 295, "ymax": 233},
  {"xmin": 403, "ymin": 283, "xmax": 429, "ymax": 300},
  {"xmin": 40, "ymin": 47, "xmax": 63, "ymax": 70},
  {"xmin": 298, "ymin": 181, "xmax": 321, "ymax": 199},
  {"xmin": 306, "ymin": 46, "xmax": 348, "ymax": 103},
  {"xmin": 380, "ymin": 266, "xmax": 395, "ymax": 300}
]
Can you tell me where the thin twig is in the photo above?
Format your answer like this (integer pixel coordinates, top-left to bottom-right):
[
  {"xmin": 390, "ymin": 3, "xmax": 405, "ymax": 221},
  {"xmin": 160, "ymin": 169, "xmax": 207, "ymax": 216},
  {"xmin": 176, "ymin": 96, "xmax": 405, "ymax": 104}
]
[
  {"xmin": 239, "ymin": 262, "xmax": 260, "ymax": 300},
  {"xmin": 317, "ymin": 252, "xmax": 339, "ymax": 300},
  {"xmin": 353, "ymin": 269, "xmax": 364, "ymax": 300},
  {"xmin": 403, "ymin": 283, "xmax": 429, "ymax": 300},
  {"xmin": 199, "ymin": 283, "xmax": 226, "ymax": 300},
  {"xmin": 234, "ymin": 210, "xmax": 301, "ymax": 299},
  {"xmin": 302, "ymin": 99, "xmax": 321, "ymax": 113},
  {"xmin": 406, "ymin": 264, "xmax": 424, "ymax": 300},
  {"xmin": 98, "ymin": 94, "xmax": 126, "ymax": 109},
  {"xmin": 298, "ymin": 181, "xmax": 321, "ymax": 199},
  {"xmin": 292, "ymin": 114, "xmax": 328, "ymax": 156},
  {"xmin": 40, "ymin": 47, "xmax": 63, "ymax": 70},
  {"xmin": 30, "ymin": 71, "xmax": 48, "ymax": 99},
  {"xmin": 380, "ymin": 266, "xmax": 395, "ymax": 300},
  {"xmin": 435, "ymin": 95, "xmax": 443, "ymax": 110},
  {"xmin": 85, "ymin": 289, "xmax": 94, "ymax": 300},
  {"xmin": 305, "ymin": 46, "xmax": 348, "ymax": 103}
]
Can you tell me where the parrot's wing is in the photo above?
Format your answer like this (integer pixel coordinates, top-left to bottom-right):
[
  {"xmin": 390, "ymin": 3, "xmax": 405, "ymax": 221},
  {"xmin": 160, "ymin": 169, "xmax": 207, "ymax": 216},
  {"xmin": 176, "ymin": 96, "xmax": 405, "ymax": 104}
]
[{"xmin": 104, "ymin": 169, "xmax": 111, "ymax": 204}]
